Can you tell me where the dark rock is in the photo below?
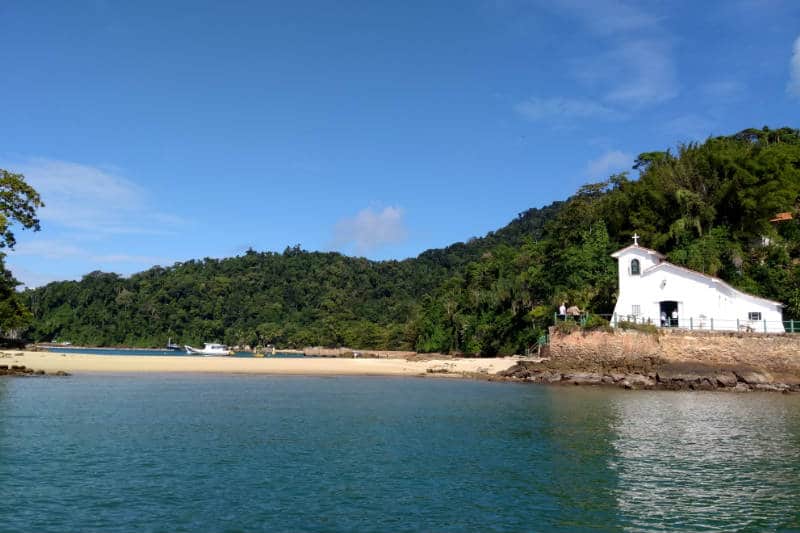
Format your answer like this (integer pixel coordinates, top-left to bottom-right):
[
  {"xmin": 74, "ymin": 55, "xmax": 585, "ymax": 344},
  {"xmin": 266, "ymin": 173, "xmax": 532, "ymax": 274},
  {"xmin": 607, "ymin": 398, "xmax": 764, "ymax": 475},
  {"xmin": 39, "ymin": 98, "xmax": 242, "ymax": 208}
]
[
  {"xmin": 0, "ymin": 364, "xmax": 7, "ymax": 370},
  {"xmin": 497, "ymin": 363, "xmax": 531, "ymax": 379},
  {"xmin": 715, "ymin": 372, "xmax": 738, "ymax": 388},
  {"xmin": 54, "ymin": 370, "xmax": 70, "ymax": 376},
  {"xmin": 563, "ymin": 372, "xmax": 603, "ymax": 385},
  {"xmin": 541, "ymin": 371, "xmax": 563, "ymax": 383},
  {"xmin": 696, "ymin": 378, "xmax": 717, "ymax": 390}
]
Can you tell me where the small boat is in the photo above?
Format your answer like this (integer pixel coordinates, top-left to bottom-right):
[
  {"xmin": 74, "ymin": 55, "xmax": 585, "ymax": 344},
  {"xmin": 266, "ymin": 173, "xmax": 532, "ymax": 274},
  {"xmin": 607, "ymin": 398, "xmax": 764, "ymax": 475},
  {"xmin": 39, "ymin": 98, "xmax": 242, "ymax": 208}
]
[
  {"xmin": 166, "ymin": 338, "xmax": 182, "ymax": 351},
  {"xmin": 184, "ymin": 343, "xmax": 234, "ymax": 356}
]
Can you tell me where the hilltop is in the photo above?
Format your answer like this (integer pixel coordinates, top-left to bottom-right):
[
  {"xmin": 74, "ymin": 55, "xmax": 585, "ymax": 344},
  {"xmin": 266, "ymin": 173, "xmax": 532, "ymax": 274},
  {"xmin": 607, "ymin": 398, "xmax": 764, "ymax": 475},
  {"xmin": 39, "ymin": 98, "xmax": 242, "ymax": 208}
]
[{"xmin": 22, "ymin": 127, "xmax": 800, "ymax": 354}]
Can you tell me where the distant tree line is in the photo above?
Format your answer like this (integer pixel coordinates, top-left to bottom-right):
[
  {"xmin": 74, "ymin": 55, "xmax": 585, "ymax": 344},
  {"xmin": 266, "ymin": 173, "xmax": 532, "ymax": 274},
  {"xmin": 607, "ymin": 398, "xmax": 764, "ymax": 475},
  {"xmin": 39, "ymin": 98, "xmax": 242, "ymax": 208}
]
[{"xmin": 16, "ymin": 127, "xmax": 800, "ymax": 354}]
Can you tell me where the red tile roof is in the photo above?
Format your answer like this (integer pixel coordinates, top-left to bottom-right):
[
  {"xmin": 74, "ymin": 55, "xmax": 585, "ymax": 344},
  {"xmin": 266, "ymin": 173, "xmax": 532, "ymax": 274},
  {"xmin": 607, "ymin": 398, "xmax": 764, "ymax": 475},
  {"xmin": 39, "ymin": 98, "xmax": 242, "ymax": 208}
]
[{"xmin": 770, "ymin": 212, "xmax": 794, "ymax": 222}]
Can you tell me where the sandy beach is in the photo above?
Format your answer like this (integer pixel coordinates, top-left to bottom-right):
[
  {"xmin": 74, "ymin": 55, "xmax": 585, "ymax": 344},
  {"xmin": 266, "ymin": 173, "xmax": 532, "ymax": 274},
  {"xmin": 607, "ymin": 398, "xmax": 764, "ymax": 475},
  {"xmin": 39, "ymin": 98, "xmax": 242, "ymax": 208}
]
[{"xmin": 1, "ymin": 350, "xmax": 518, "ymax": 377}]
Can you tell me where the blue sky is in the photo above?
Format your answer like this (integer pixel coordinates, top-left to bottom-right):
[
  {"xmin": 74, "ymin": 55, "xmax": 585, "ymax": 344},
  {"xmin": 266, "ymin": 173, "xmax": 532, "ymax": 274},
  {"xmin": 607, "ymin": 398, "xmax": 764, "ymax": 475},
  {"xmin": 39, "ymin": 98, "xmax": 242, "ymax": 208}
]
[{"xmin": 1, "ymin": 0, "xmax": 799, "ymax": 287}]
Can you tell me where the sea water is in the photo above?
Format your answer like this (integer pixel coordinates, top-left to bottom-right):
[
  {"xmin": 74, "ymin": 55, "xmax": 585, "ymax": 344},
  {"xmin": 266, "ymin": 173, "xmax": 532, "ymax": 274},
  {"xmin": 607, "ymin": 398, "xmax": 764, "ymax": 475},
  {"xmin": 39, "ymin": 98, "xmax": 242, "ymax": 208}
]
[
  {"xmin": 0, "ymin": 376, "xmax": 798, "ymax": 532},
  {"xmin": 44, "ymin": 347, "xmax": 306, "ymax": 358}
]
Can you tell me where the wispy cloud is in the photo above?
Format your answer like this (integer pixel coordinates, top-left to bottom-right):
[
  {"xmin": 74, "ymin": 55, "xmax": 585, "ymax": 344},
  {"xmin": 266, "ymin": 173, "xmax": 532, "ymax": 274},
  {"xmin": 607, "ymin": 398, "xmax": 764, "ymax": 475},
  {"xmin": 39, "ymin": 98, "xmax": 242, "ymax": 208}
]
[
  {"xmin": 586, "ymin": 150, "xmax": 633, "ymax": 178},
  {"xmin": 11, "ymin": 159, "xmax": 182, "ymax": 235},
  {"xmin": 547, "ymin": 0, "xmax": 660, "ymax": 35},
  {"xmin": 601, "ymin": 40, "xmax": 678, "ymax": 107},
  {"xmin": 332, "ymin": 206, "xmax": 408, "ymax": 254},
  {"xmin": 12, "ymin": 240, "xmax": 84, "ymax": 260},
  {"xmin": 514, "ymin": 97, "xmax": 620, "ymax": 123},
  {"xmin": 6, "ymin": 266, "xmax": 73, "ymax": 289},
  {"xmin": 534, "ymin": 0, "xmax": 678, "ymax": 109},
  {"xmin": 665, "ymin": 114, "xmax": 716, "ymax": 142},
  {"xmin": 13, "ymin": 239, "xmax": 173, "ymax": 266},
  {"xmin": 700, "ymin": 80, "xmax": 747, "ymax": 103},
  {"xmin": 788, "ymin": 35, "xmax": 800, "ymax": 97}
]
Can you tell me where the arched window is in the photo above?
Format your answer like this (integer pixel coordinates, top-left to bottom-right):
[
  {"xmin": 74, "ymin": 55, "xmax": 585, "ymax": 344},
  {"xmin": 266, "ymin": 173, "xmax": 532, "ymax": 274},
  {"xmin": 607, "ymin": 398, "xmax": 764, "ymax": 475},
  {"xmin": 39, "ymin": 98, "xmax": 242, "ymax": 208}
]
[{"xmin": 630, "ymin": 259, "xmax": 640, "ymax": 275}]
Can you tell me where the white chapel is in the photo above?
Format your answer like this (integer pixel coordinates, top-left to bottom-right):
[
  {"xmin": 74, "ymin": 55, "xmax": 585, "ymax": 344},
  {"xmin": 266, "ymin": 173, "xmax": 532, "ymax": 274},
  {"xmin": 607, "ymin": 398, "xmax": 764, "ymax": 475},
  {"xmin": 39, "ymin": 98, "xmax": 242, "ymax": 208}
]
[{"xmin": 610, "ymin": 235, "xmax": 784, "ymax": 332}]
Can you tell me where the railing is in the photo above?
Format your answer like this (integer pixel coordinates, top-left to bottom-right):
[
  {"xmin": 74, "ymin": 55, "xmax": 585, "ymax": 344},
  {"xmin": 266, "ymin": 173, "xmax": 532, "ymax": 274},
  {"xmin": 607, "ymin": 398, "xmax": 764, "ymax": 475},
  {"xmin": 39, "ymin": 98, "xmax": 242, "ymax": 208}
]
[
  {"xmin": 610, "ymin": 314, "xmax": 794, "ymax": 333},
  {"xmin": 525, "ymin": 333, "xmax": 550, "ymax": 354},
  {"xmin": 553, "ymin": 312, "xmax": 798, "ymax": 333}
]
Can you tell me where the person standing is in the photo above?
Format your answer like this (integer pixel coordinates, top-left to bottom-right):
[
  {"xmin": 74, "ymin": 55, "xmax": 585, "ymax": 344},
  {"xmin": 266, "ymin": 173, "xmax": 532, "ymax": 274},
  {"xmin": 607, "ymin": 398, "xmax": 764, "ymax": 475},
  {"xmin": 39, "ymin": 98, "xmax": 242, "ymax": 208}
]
[{"xmin": 559, "ymin": 302, "xmax": 566, "ymax": 320}]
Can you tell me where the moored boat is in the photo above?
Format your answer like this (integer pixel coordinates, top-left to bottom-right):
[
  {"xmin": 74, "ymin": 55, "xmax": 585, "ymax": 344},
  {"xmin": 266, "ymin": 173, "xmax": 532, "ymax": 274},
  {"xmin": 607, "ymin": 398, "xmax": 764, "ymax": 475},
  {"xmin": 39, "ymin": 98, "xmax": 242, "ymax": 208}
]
[
  {"xmin": 184, "ymin": 343, "xmax": 234, "ymax": 356},
  {"xmin": 166, "ymin": 338, "xmax": 182, "ymax": 351}
]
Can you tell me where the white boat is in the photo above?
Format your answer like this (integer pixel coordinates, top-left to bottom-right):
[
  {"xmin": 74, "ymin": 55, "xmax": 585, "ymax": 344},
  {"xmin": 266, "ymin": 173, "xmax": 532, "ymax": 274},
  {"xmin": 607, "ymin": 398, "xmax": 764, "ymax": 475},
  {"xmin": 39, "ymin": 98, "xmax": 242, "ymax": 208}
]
[{"xmin": 184, "ymin": 343, "xmax": 233, "ymax": 356}]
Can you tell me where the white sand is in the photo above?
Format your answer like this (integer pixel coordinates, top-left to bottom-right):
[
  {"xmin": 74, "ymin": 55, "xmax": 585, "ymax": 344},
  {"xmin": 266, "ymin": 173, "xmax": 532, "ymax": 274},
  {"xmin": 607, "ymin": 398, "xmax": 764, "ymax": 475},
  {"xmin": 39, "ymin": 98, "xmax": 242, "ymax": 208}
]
[{"xmin": 1, "ymin": 351, "xmax": 518, "ymax": 377}]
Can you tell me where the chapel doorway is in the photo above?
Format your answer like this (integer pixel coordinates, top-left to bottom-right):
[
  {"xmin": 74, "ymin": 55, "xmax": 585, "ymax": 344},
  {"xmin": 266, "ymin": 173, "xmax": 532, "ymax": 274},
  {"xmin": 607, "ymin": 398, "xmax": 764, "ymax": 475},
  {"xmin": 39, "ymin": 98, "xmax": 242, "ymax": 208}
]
[{"xmin": 660, "ymin": 301, "xmax": 678, "ymax": 327}]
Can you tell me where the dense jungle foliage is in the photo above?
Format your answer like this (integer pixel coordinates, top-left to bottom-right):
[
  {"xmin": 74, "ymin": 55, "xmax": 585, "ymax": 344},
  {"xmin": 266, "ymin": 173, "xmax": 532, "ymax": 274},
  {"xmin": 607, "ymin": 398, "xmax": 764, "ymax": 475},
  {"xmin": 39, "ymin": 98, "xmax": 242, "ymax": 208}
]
[
  {"xmin": 0, "ymin": 169, "xmax": 44, "ymax": 341},
  {"xmin": 20, "ymin": 127, "xmax": 800, "ymax": 354}
]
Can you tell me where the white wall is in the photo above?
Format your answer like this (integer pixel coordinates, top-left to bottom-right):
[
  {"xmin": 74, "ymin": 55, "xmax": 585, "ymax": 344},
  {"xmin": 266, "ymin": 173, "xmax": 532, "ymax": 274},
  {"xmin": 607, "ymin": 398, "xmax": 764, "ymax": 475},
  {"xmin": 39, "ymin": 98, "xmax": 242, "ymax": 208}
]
[{"xmin": 612, "ymin": 250, "xmax": 784, "ymax": 332}]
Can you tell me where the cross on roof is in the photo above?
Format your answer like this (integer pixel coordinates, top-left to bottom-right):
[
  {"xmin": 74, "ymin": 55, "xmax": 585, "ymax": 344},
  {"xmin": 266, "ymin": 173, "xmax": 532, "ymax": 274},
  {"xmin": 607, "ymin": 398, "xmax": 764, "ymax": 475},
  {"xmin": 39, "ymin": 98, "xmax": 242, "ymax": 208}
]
[{"xmin": 632, "ymin": 233, "xmax": 640, "ymax": 246}]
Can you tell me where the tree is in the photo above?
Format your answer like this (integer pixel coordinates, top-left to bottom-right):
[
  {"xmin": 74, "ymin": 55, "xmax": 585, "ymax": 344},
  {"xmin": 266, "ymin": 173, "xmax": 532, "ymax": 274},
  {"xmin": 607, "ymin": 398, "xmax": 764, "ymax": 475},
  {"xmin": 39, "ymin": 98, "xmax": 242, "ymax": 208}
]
[
  {"xmin": 0, "ymin": 169, "xmax": 44, "ymax": 337},
  {"xmin": 0, "ymin": 169, "xmax": 44, "ymax": 249}
]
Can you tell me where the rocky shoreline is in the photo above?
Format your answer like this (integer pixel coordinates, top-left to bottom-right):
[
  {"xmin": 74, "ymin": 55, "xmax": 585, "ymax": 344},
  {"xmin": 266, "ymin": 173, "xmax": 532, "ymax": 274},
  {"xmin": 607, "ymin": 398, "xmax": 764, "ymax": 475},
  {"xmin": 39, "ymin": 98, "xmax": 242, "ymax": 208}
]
[
  {"xmin": 493, "ymin": 360, "xmax": 800, "ymax": 392},
  {"xmin": 0, "ymin": 363, "xmax": 69, "ymax": 377},
  {"xmin": 0, "ymin": 352, "xmax": 70, "ymax": 377}
]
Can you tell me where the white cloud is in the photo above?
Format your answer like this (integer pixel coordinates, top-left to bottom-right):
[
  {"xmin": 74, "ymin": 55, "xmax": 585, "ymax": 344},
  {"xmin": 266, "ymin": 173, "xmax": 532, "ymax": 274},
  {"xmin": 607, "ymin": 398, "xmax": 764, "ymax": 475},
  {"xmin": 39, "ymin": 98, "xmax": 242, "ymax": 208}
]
[
  {"xmin": 13, "ymin": 240, "xmax": 84, "ymax": 260},
  {"xmin": 542, "ymin": 1, "xmax": 678, "ymax": 108},
  {"xmin": 586, "ymin": 150, "xmax": 633, "ymax": 178},
  {"xmin": 11, "ymin": 159, "xmax": 181, "ymax": 235},
  {"xmin": 514, "ymin": 97, "xmax": 620, "ymax": 122},
  {"xmin": 788, "ymin": 35, "xmax": 800, "ymax": 97},
  {"xmin": 14, "ymin": 239, "xmax": 173, "ymax": 266},
  {"xmin": 6, "ymin": 266, "xmax": 74, "ymax": 289},
  {"xmin": 333, "ymin": 206, "xmax": 408, "ymax": 254},
  {"xmin": 601, "ymin": 40, "xmax": 678, "ymax": 107}
]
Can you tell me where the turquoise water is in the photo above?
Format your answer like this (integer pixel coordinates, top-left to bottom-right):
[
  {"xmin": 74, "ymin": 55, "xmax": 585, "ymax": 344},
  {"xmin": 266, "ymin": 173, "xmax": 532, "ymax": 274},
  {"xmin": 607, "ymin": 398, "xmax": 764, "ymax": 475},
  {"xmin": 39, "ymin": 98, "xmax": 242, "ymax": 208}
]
[
  {"xmin": 44, "ymin": 347, "xmax": 306, "ymax": 358},
  {"xmin": 1, "ymin": 376, "xmax": 799, "ymax": 532}
]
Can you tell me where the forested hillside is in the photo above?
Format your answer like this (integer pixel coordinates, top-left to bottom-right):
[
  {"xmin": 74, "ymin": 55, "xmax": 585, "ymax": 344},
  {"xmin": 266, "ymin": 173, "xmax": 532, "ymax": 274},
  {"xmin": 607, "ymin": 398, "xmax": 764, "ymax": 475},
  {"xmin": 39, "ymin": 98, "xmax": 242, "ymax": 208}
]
[
  {"xmin": 23, "ymin": 127, "xmax": 800, "ymax": 353},
  {"xmin": 23, "ymin": 202, "xmax": 561, "ymax": 348}
]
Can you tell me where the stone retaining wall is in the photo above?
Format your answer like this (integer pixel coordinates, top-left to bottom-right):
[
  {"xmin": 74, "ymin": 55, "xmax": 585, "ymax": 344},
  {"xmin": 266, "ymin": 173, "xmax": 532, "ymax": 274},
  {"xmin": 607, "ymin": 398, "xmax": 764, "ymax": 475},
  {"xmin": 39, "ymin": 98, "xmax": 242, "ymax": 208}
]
[{"xmin": 546, "ymin": 329, "xmax": 800, "ymax": 378}]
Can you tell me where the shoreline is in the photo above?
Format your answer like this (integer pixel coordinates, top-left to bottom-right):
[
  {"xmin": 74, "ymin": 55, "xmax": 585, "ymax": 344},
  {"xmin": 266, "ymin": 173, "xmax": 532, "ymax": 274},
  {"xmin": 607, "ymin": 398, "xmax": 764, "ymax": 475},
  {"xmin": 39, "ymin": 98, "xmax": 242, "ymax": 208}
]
[
  {"xmin": 1, "ymin": 350, "xmax": 519, "ymax": 377},
  {"xmin": 7, "ymin": 335, "xmax": 800, "ymax": 393}
]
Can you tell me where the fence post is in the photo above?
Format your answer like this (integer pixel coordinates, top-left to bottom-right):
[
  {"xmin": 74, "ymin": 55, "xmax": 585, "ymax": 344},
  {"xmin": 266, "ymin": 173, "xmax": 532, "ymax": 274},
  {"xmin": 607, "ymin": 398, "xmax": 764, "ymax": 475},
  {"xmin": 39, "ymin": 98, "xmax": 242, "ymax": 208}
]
[
  {"xmin": 690, "ymin": 317, "xmax": 693, "ymax": 330},
  {"xmin": 764, "ymin": 320, "xmax": 767, "ymax": 333},
  {"xmin": 792, "ymin": 319, "xmax": 795, "ymax": 333},
  {"xmin": 710, "ymin": 318, "xmax": 714, "ymax": 331},
  {"xmin": 737, "ymin": 318, "xmax": 740, "ymax": 331},
  {"xmin": 613, "ymin": 313, "xmax": 617, "ymax": 327}
]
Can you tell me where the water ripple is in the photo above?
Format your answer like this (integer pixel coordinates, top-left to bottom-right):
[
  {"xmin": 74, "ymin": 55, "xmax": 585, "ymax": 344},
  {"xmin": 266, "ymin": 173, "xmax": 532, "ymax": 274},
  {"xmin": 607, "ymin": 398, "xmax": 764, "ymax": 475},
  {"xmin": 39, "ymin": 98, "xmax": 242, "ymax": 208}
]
[{"xmin": 0, "ymin": 378, "xmax": 798, "ymax": 532}]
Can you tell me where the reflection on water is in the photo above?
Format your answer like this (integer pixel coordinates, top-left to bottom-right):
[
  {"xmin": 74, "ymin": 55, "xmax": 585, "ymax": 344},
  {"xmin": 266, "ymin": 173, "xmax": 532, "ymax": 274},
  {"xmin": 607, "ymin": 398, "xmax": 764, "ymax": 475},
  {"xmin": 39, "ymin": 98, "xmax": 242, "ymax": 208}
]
[
  {"xmin": 532, "ymin": 388, "xmax": 622, "ymax": 529},
  {"xmin": 0, "ymin": 377, "xmax": 798, "ymax": 532},
  {"xmin": 609, "ymin": 392, "xmax": 800, "ymax": 531}
]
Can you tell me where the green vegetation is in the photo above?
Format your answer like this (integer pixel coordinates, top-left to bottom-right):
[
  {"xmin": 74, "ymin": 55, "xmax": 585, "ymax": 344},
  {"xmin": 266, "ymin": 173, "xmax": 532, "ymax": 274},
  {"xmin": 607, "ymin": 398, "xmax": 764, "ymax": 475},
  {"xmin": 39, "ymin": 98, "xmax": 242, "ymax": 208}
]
[
  {"xmin": 19, "ymin": 126, "xmax": 800, "ymax": 353},
  {"xmin": 615, "ymin": 321, "xmax": 659, "ymax": 336},
  {"xmin": 0, "ymin": 169, "xmax": 44, "ymax": 339}
]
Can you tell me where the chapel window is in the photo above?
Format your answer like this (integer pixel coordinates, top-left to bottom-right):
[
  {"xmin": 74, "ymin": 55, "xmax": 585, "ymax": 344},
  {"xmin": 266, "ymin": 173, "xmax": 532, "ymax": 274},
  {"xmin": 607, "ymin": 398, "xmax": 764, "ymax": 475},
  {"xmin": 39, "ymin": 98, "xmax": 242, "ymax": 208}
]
[{"xmin": 630, "ymin": 259, "xmax": 640, "ymax": 275}]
